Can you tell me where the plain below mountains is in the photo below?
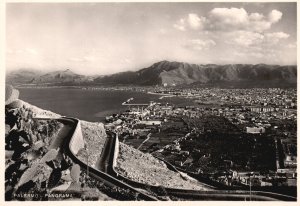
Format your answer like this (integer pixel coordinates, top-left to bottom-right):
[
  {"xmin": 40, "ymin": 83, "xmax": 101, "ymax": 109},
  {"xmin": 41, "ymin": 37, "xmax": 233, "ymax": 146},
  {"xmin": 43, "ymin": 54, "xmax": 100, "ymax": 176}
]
[{"xmin": 6, "ymin": 61, "xmax": 297, "ymax": 88}]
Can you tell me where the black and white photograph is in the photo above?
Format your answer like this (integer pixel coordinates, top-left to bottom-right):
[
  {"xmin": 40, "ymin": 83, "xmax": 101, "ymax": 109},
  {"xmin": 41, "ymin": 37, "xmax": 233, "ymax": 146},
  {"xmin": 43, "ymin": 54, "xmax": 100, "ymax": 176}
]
[{"xmin": 3, "ymin": 1, "xmax": 298, "ymax": 202}]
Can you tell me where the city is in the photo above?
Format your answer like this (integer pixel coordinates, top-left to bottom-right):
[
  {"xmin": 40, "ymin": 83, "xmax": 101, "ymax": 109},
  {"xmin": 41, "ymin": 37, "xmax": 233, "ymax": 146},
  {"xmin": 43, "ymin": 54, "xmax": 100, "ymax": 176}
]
[{"xmin": 104, "ymin": 87, "xmax": 297, "ymax": 192}]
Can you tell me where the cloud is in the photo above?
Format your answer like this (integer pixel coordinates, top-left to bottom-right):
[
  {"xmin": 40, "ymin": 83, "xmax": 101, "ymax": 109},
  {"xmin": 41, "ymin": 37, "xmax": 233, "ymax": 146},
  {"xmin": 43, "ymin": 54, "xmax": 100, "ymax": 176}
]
[
  {"xmin": 187, "ymin": 14, "xmax": 206, "ymax": 30},
  {"xmin": 249, "ymin": 12, "xmax": 264, "ymax": 21},
  {"xmin": 174, "ymin": 8, "xmax": 284, "ymax": 32},
  {"xmin": 229, "ymin": 31, "xmax": 264, "ymax": 47},
  {"xmin": 225, "ymin": 31, "xmax": 289, "ymax": 48},
  {"xmin": 184, "ymin": 39, "xmax": 216, "ymax": 51},
  {"xmin": 265, "ymin": 32, "xmax": 290, "ymax": 44},
  {"xmin": 173, "ymin": 18, "xmax": 186, "ymax": 31},
  {"xmin": 208, "ymin": 8, "xmax": 249, "ymax": 30},
  {"xmin": 268, "ymin": 9, "xmax": 282, "ymax": 23},
  {"xmin": 265, "ymin": 32, "xmax": 289, "ymax": 40},
  {"xmin": 173, "ymin": 14, "xmax": 206, "ymax": 31}
]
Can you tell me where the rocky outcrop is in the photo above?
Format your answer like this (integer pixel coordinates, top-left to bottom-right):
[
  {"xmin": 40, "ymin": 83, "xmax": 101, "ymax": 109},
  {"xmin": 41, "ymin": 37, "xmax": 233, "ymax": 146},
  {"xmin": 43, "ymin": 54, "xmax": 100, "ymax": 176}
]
[{"xmin": 115, "ymin": 143, "xmax": 210, "ymax": 190}]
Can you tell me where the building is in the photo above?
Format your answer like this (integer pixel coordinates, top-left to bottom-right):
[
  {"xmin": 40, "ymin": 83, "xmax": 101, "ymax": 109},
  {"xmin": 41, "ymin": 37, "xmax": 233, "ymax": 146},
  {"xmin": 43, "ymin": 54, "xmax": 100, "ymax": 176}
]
[
  {"xmin": 246, "ymin": 127, "xmax": 265, "ymax": 134},
  {"xmin": 138, "ymin": 120, "xmax": 162, "ymax": 126}
]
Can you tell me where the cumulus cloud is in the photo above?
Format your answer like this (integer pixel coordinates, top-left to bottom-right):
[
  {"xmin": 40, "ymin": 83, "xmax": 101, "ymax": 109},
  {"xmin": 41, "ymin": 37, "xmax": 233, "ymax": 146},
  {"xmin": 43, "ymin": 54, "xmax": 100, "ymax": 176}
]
[
  {"xmin": 225, "ymin": 31, "xmax": 290, "ymax": 48},
  {"xmin": 174, "ymin": 8, "xmax": 283, "ymax": 32},
  {"xmin": 265, "ymin": 32, "xmax": 289, "ymax": 39},
  {"xmin": 230, "ymin": 31, "xmax": 264, "ymax": 47},
  {"xmin": 187, "ymin": 13, "xmax": 206, "ymax": 30},
  {"xmin": 249, "ymin": 13, "xmax": 264, "ymax": 21},
  {"xmin": 268, "ymin": 9, "xmax": 282, "ymax": 23},
  {"xmin": 173, "ymin": 14, "xmax": 206, "ymax": 31},
  {"xmin": 184, "ymin": 39, "xmax": 216, "ymax": 51},
  {"xmin": 208, "ymin": 8, "xmax": 249, "ymax": 30},
  {"xmin": 265, "ymin": 32, "xmax": 290, "ymax": 44}
]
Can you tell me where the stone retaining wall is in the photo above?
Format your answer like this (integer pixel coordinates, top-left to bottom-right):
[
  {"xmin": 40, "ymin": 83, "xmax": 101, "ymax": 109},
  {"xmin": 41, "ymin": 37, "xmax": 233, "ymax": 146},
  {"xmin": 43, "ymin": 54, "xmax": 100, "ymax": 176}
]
[{"xmin": 69, "ymin": 120, "xmax": 85, "ymax": 155}]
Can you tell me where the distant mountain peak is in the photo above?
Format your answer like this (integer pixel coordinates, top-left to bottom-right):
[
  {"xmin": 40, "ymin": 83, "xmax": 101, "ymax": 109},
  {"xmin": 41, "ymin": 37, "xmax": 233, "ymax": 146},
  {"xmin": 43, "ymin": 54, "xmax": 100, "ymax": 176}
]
[{"xmin": 63, "ymin": 68, "xmax": 75, "ymax": 73}]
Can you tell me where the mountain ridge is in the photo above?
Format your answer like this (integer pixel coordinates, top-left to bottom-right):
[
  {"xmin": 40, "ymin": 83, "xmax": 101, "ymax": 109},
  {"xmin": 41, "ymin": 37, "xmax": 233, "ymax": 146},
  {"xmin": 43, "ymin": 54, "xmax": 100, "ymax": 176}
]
[
  {"xmin": 6, "ymin": 61, "xmax": 297, "ymax": 88},
  {"xmin": 94, "ymin": 61, "xmax": 297, "ymax": 87}
]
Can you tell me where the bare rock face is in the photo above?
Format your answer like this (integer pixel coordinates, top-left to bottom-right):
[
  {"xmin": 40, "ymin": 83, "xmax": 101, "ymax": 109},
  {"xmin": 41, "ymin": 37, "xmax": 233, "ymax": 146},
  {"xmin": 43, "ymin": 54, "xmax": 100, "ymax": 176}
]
[
  {"xmin": 116, "ymin": 143, "xmax": 211, "ymax": 190},
  {"xmin": 20, "ymin": 100, "xmax": 61, "ymax": 118},
  {"xmin": 77, "ymin": 121, "xmax": 107, "ymax": 167}
]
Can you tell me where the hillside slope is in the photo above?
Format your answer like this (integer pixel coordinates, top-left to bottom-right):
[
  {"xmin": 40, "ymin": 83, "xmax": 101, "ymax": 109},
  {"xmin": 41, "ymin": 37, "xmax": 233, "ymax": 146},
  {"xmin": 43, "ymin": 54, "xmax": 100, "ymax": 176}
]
[
  {"xmin": 6, "ymin": 69, "xmax": 44, "ymax": 85},
  {"xmin": 31, "ymin": 69, "xmax": 91, "ymax": 84}
]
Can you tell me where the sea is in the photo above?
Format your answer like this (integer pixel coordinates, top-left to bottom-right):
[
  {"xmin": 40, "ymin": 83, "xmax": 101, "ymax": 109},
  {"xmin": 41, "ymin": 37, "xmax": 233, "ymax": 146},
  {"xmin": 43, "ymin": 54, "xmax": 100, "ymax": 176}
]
[{"xmin": 18, "ymin": 87, "xmax": 194, "ymax": 122}]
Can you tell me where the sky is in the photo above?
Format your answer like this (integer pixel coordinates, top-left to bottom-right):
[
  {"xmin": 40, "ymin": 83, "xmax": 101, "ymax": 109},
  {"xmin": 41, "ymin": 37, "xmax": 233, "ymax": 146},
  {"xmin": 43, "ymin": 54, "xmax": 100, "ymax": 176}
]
[{"xmin": 6, "ymin": 2, "xmax": 297, "ymax": 75}]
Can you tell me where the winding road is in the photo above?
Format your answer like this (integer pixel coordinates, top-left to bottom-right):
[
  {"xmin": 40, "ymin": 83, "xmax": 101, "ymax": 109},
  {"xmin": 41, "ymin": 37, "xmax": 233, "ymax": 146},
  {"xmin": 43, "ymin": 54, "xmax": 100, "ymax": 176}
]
[
  {"xmin": 38, "ymin": 117, "xmax": 157, "ymax": 200},
  {"xmin": 45, "ymin": 117, "xmax": 296, "ymax": 201},
  {"xmin": 98, "ymin": 129, "xmax": 297, "ymax": 201}
]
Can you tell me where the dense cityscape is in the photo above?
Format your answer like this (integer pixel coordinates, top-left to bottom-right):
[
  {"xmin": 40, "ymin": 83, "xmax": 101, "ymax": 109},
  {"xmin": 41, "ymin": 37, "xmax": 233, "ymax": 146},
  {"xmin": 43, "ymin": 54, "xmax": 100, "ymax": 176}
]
[{"xmin": 104, "ymin": 87, "xmax": 297, "ymax": 191}]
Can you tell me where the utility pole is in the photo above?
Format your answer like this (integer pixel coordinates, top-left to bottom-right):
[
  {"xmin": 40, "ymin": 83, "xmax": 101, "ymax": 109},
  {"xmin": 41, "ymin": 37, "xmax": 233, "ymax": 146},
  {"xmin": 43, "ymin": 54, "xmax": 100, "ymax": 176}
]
[
  {"xmin": 86, "ymin": 148, "xmax": 89, "ymax": 179},
  {"xmin": 249, "ymin": 172, "xmax": 253, "ymax": 201},
  {"xmin": 45, "ymin": 123, "xmax": 49, "ymax": 145},
  {"xmin": 249, "ymin": 176, "xmax": 251, "ymax": 201}
]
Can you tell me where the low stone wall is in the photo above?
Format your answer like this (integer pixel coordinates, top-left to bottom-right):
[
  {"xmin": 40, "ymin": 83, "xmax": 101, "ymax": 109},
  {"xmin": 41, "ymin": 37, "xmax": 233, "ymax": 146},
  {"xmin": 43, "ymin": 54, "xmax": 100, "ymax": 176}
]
[
  {"xmin": 112, "ymin": 135, "xmax": 119, "ymax": 168},
  {"xmin": 69, "ymin": 120, "xmax": 85, "ymax": 155}
]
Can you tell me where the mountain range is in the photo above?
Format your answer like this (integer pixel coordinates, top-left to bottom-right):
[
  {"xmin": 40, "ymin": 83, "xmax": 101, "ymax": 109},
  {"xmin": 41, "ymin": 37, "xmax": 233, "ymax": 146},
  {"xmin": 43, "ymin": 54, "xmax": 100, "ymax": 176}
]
[{"xmin": 6, "ymin": 61, "xmax": 297, "ymax": 88}]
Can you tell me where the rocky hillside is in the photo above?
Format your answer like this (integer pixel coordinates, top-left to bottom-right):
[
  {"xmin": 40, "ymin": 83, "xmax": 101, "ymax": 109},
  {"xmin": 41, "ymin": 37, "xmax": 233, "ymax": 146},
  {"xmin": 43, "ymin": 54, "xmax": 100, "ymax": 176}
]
[
  {"xmin": 94, "ymin": 61, "xmax": 297, "ymax": 87},
  {"xmin": 116, "ymin": 143, "xmax": 211, "ymax": 190}
]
